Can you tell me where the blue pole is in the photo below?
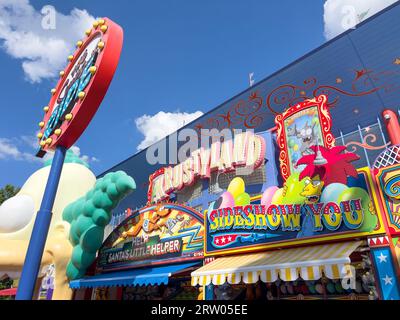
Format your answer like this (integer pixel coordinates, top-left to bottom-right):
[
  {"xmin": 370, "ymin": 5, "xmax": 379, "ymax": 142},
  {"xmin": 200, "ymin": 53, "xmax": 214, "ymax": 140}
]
[{"xmin": 16, "ymin": 146, "xmax": 67, "ymax": 300}]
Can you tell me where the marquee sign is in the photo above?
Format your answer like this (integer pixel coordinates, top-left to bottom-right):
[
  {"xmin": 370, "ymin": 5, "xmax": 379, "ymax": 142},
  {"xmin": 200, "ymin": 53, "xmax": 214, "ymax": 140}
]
[
  {"xmin": 148, "ymin": 131, "xmax": 266, "ymax": 203},
  {"xmin": 36, "ymin": 18, "xmax": 123, "ymax": 157},
  {"xmin": 204, "ymin": 168, "xmax": 384, "ymax": 256},
  {"xmin": 97, "ymin": 203, "xmax": 204, "ymax": 272}
]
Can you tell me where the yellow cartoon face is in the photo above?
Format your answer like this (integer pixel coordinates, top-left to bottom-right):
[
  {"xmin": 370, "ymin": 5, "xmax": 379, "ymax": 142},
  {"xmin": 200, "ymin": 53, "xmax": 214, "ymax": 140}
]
[{"xmin": 300, "ymin": 175, "xmax": 324, "ymax": 204}]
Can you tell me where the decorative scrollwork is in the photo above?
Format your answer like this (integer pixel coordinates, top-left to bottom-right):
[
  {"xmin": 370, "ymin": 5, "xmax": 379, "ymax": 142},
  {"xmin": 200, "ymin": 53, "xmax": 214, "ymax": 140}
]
[
  {"xmin": 345, "ymin": 133, "xmax": 391, "ymax": 152},
  {"xmin": 194, "ymin": 68, "xmax": 399, "ymax": 132},
  {"xmin": 313, "ymin": 85, "xmax": 380, "ymax": 108}
]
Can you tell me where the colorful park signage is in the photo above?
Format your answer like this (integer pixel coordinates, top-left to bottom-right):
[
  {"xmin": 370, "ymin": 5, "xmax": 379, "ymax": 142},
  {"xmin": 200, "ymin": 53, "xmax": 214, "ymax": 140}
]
[
  {"xmin": 36, "ymin": 18, "xmax": 123, "ymax": 157},
  {"xmin": 97, "ymin": 203, "xmax": 204, "ymax": 271},
  {"xmin": 375, "ymin": 164, "xmax": 400, "ymax": 235},
  {"xmin": 204, "ymin": 169, "xmax": 385, "ymax": 256},
  {"xmin": 148, "ymin": 131, "xmax": 266, "ymax": 203},
  {"xmin": 209, "ymin": 200, "xmax": 366, "ymax": 235}
]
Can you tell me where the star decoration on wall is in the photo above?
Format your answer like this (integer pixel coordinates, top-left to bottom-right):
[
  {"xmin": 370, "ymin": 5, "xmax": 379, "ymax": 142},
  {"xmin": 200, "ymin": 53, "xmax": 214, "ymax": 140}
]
[
  {"xmin": 382, "ymin": 275, "xmax": 393, "ymax": 285},
  {"xmin": 377, "ymin": 252, "xmax": 388, "ymax": 263},
  {"xmin": 394, "ymin": 58, "xmax": 400, "ymax": 65},
  {"xmin": 336, "ymin": 78, "xmax": 342, "ymax": 84}
]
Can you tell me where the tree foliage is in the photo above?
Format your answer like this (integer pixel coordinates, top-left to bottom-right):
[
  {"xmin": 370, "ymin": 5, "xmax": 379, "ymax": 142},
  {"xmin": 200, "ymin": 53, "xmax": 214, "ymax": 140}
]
[{"xmin": 0, "ymin": 185, "xmax": 20, "ymax": 205}]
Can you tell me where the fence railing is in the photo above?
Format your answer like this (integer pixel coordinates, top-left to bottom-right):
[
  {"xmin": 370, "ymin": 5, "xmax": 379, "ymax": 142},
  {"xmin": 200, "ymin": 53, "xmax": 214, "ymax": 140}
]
[{"xmin": 336, "ymin": 118, "xmax": 390, "ymax": 169}]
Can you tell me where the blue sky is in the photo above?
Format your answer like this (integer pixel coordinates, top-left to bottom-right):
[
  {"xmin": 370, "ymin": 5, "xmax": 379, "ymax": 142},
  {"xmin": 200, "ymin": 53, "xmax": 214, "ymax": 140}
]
[{"xmin": 0, "ymin": 0, "xmax": 394, "ymax": 188}]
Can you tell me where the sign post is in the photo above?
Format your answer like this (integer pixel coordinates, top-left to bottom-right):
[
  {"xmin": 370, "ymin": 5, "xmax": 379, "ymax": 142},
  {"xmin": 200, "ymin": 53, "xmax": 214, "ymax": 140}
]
[
  {"xmin": 16, "ymin": 146, "xmax": 66, "ymax": 299},
  {"xmin": 16, "ymin": 17, "xmax": 123, "ymax": 300}
]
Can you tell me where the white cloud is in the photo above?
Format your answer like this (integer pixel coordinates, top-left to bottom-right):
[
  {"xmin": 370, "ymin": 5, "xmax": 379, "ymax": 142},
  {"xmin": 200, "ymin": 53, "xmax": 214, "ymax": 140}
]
[
  {"xmin": 70, "ymin": 145, "xmax": 99, "ymax": 164},
  {"xmin": 0, "ymin": 135, "xmax": 99, "ymax": 166},
  {"xmin": 0, "ymin": 137, "xmax": 37, "ymax": 162},
  {"xmin": 323, "ymin": 0, "xmax": 396, "ymax": 40},
  {"xmin": 20, "ymin": 135, "xmax": 39, "ymax": 149},
  {"xmin": 0, "ymin": 0, "xmax": 95, "ymax": 83},
  {"xmin": 38, "ymin": 145, "xmax": 99, "ymax": 165},
  {"xmin": 135, "ymin": 111, "xmax": 204, "ymax": 151}
]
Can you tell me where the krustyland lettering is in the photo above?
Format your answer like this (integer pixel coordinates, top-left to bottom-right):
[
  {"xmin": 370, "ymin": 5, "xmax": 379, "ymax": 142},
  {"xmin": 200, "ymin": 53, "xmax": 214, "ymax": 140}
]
[
  {"xmin": 208, "ymin": 199, "xmax": 364, "ymax": 233},
  {"xmin": 151, "ymin": 131, "xmax": 266, "ymax": 202}
]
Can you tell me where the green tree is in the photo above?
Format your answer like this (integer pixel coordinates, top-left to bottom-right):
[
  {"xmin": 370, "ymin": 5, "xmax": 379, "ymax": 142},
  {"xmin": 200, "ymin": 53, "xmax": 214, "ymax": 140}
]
[
  {"xmin": 0, "ymin": 277, "xmax": 13, "ymax": 300},
  {"xmin": 0, "ymin": 185, "xmax": 20, "ymax": 205}
]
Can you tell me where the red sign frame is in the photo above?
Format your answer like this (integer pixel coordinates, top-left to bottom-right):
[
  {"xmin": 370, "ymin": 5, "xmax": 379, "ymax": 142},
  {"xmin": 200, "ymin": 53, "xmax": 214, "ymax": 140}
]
[{"xmin": 274, "ymin": 95, "xmax": 335, "ymax": 181}]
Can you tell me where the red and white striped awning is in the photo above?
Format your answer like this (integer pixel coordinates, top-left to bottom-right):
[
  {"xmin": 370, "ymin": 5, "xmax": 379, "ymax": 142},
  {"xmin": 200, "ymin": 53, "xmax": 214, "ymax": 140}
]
[{"xmin": 192, "ymin": 241, "xmax": 362, "ymax": 286}]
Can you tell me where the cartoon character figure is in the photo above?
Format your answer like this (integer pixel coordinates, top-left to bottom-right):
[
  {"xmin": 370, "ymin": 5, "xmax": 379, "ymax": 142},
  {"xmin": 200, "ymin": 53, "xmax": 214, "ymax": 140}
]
[
  {"xmin": 296, "ymin": 175, "xmax": 324, "ymax": 239},
  {"xmin": 179, "ymin": 216, "xmax": 192, "ymax": 229},
  {"xmin": 114, "ymin": 205, "xmax": 172, "ymax": 245},
  {"xmin": 291, "ymin": 122, "xmax": 317, "ymax": 155},
  {"xmin": 300, "ymin": 175, "xmax": 324, "ymax": 204},
  {"xmin": 297, "ymin": 145, "xmax": 359, "ymax": 186},
  {"xmin": 0, "ymin": 156, "xmax": 96, "ymax": 300}
]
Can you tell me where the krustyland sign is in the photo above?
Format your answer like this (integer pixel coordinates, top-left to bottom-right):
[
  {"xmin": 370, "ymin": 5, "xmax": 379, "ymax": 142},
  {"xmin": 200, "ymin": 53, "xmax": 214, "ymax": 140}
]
[
  {"xmin": 148, "ymin": 131, "xmax": 266, "ymax": 203},
  {"xmin": 97, "ymin": 203, "xmax": 204, "ymax": 271}
]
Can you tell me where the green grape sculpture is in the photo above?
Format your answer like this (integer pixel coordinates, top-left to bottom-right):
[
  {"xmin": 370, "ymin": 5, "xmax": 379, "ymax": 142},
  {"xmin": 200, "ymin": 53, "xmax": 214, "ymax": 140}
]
[{"xmin": 63, "ymin": 171, "xmax": 136, "ymax": 280}]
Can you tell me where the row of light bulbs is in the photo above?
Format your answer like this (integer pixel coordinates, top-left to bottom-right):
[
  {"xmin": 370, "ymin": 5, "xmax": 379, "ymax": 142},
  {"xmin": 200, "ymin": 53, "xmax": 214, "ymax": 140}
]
[{"xmin": 37, "ymin": 18, "xmax": 108, "ymax": 147}]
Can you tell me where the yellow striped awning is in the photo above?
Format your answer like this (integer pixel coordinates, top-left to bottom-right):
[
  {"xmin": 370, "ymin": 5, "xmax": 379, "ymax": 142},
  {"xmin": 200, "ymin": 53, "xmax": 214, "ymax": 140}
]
[{"xmin": 191, "ymin": 241, "xmax": 361, "ymax": 286}]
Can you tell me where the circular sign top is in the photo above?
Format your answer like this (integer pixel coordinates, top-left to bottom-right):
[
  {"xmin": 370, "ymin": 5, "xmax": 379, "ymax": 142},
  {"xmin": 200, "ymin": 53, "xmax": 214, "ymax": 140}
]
[{"xmin": 36, "ymin": 17, "xmax": 123, "ymax": 157}]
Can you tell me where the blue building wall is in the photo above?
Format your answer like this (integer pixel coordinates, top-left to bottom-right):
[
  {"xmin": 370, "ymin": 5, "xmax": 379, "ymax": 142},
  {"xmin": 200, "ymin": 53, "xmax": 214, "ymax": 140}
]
[{"xmin": 100, "ymin": 2, "xmax": 400, "ymax": 217}]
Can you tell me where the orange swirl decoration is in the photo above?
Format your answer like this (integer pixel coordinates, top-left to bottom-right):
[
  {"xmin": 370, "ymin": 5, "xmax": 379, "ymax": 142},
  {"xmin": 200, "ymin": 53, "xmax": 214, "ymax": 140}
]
[{"xmin": 345, "ymin": 133, "xmax": 390, "ymax": 153}]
